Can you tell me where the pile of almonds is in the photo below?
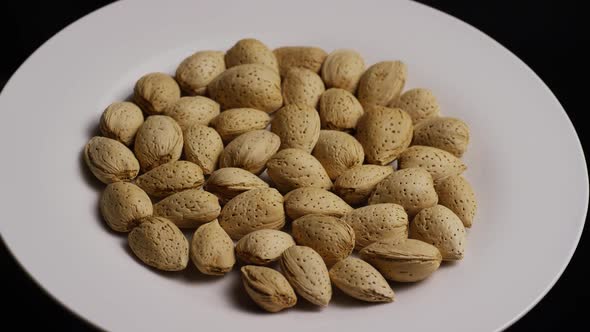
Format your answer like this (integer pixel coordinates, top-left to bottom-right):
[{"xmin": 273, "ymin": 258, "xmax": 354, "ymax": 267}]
[{"xmin": 84, "ymin": 38, "xmax": 477, "ymax": 312}]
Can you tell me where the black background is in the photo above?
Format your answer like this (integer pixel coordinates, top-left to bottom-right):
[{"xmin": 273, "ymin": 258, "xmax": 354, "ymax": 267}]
[{"xmin": 0, "ymin": 1, "xmax": 586, "ymax": 330}]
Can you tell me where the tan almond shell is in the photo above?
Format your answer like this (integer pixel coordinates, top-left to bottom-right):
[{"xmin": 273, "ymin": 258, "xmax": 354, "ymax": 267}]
[
  {"xmin": 281, "ymin": 67, "xmax": 325, "ymax": 108},
  {"xmin": 279, "ymin": 245, "xmax": 332, "ymax": 306},
  {"xmin": 359, "ymin": 238, "xmax": 442, "ymax": 282},
  {"xmin": 357, "ymin": 61, "xmax": 407, "ymax": 106},
  {"xmin": 412, "ymin": 117, "xmax": 470, "ymax": 157},
  {"xmin": 284, "ymin": 187, "xmax": 353, "ymax": 220},
  {"xmin": 398, "ymin": 145, "xmax": 467, "ymax": 182},
  {"xmin": 390, "ymin": 88, "xmax": 440, "ymax": 124},
  {"xmin": 99, "ymin": 101, "xmax": 144, "ymax": 146},
  {"xmin": 218, "ymin": 188, "xmax": 285, "ymax": 240},
  {"xmin": 271, "ymin": 104, "xmax": 321, "ymax": 153},
  {"xmin": 133, "ymin": 72, "xmax": 180, "ymax": 115},
  {"xmin": 163, "ymin": 96, "xmax": 220, "ymax": 131},
  {"xmin": 190, "ymin": 219, "xmax": 236, "ymax": 275},
  {"xmin": 266, "ymin": 148, "xmax": 332, "ymax": 194},
  {"xmin": 435, "ymin": 175, "xmax": 477, "ymax": 228},
  {"xmin": 410, "ymin": 205, "xmax": 466, "ymax": 261},
  {"xmin": 241, "ymin": 265, "xmax": 297, "ymax": 312},
  {"xmin": 273, "ymin": 46, "xmax": 328, "ymax": 77},
  {"xmin": 312, "ymin": 130, "xmax": 364, "ymax": 180},
  {"xmin": 333, "ymin": 165, "xmax": 394, "ymax": 205},
  {"xmin": 153, "ymin": 189, "xmax": 220, "ymax": 228},
  {"xmin": 318, "ymin": 88, "xmax": 364, "ymax": 131},
  {"xmin": 225, "ymin": 38, "xmax": 279, "ymax": 73},
  {"xmin": 342, "ymin": 203, "xmax": 408, "ymax": 249},
  {"xmin": 291, "ymin": 214, "xmax": 355, "ymax": 267},
  {"xmin": 211, "ymin": 108, "xmax": 271, "ymax": 143},
  {"xmin": 183, "ymin": 124, "xmax": 224, "ymax": 175},
  {"xmin": 135, "ymin": 161, "xmax": 204, "ymax": 198},
  {"xmin": 128, "ymin": 216, "xmax": 189, "ymax": 271},
  {"xmin": 208, "ymin": 64, "xmax": 283, "ymax": 113},
  {"xmin": 355, "ymin": 105, "xmax": 413, "ymax": 165},
  {"xmin": 321, "ymin": 49, "xmax": 365, "ymax": 93},
  {"xmin": 204, "ymin": 167, "xmax": 269, "ymax": 204},
  {"xmin": 175, "ymin": 51, "xmax": 226, "ymax": 96},
  {"xmin": 218, "ymin": 130, "xmax": 281, "ymax": 174},
  {"xmin": 368, "ymin": 168, "xmax": 438, "ymax": 216},
  {"xmin": 235, "ymin": 230, "xmax": 296, "ymax": 265},
  {"xmin": 329, "ymin": 257, "xmax": 394, "ymax": 302},
  {"xmin": 100, "ymin": 182, "xmax": 153, "ymax": 232},
  {"xmin": 133, "ymin": 115, "xmax": 183, "ymax": 171},
  {"xmin": 84, "ymin": 136, "xmax": 140, "ymax": 184}
]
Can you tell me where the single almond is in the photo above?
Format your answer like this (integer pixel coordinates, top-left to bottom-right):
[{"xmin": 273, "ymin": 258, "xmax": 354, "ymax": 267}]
[
  {"xmin": 225, "ymin": 38, "xmax": 279, "ymax": 73},
  {"xmin": 398, "ymin": 145, "xmax": 466, "ymax": 182},
  {"xmin": 281, "ymin": 67, "xmax": 325, "ymax": 108},
  {"xmin": 241, "ymin": 265, "xmax": 297, "ymax": 312},
  {"xmin": 369, "ymin": 168, "xmax": 438, "ymax": 216},
  {"xmin": 84, "ymin": 136, "xmax": 140, "ymax": 184},
  {"xmin": 357, "ymin": 61, "xmax": 407, "ymax": 106},
  {"xmin": 390, "ymin": 88, "xmax": 440, "ymax": 124},
  {"xmin": 205, "ymin": 167, "xmax": 269, "ymax": 204},
  {"xmin": 211, "ymin": 108, "xmax": 271, "ymax": 143},
  {"xmin": 218, "ymin": 130, "xmax": 280, "ymax": 174},
  {"xmin": 273, "ymin": 46, "xmax": 327, "ymax": 77},
  {"xmin": 235, "ymin": 230, "xmax": 295, "ymax": 265},
  {"xmin": 163, "ymin": 96, "xmax": 220, "ymax": 131},
  {"xmin": 128, "ymin": 216, "xmax": 189, "ymax": 271},
  {"xmin": 329, "ymin": 257, "xmax": 394, "ymax": 302},
  {"xmin": 312, "ymin": 130, "xmax": 364, "ymax": 180},
  {"xmin": 342, "ymin": 203, "xmax": 408, "ymax": 249},
  {"xmin": 284, "ymin": 187, "xmax": 352, "ymax": 220},
  {"xmin": 99, "ymin": 101, "xmax": 144, "ymax": 146},
  {"xmin": 266, "ymin": 148, "xmax": 332, "ymax": 193},
  {"xmin": 333, "ymin": 165, "xmax": 393, "ymax": 205},
  {"xmin": 412, "ymin": 117, "xmax": 470, "ymax": 157},
  {"xmin": 318, "ymin": 88, "xmax": 364, "ymax": 131},
  {"xmin": 134, "ymin": 115, "xmax": 183, "ymax": 171},
  {"xmin": 183, "ymin": 124, "xmax": 224, "ymax": 175},
  {"xmin": 279, "ymin": 245, "xmax": 332, "ymax": 306},
  {"xmin": 134, "ymin": 72, "xmax": 180, "ymax": 115},
  {"xmin": 410, "ymin": 205, "xmax": 466, "ymax": 260},
  {"xmin": 153, "ymin": 189, "xmax": 220, "ymax": 228},
  {"xmin": 135, "ymin": 161, "xmax": 204, "ymax": 198},
  {"xmin": 271, "ymin": 104, "xmax": 321, "ymax": 153},
  {"xmin": 100, "ymin": 182, "xmax": 153, "ymax": 232},
  {"xmin": 190, "ymin": 219, "xmax": 235, "ymax": 275},
  {"xmin": 435, "ymin": 175, "xmax": 477, "ymax": 228},
  {"xmin": 321, "ymin": 49, "xmax": 365, "ymax": 93},
  {"xmin": 175, "ymin": 50, "xmax": 226, "ymax": 96}
]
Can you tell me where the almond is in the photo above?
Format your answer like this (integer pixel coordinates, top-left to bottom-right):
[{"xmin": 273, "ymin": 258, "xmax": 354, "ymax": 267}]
[
  {"xmin": 318, "ymin": 88, "xmax": 364, "ymax": 131},
  {"xmin": 241, "ymin": 265, "xmax": 297, "ymax": 312},
  {"xmin": 135, "ymin": 161, "xmax": 204, "ymax": 198},
  {"xmin": 321, "ymin": 49, "xmax": 365, "ymax": 93},
  {"xmin": 281, "ymin": 67, "xmax": 325, "ymax": 108},
  {"xmin": 163, "ymin": 96, "xmax": 220, "ymax": 131},
  {"xmin": 99, "ymin": 101, "xmax": 144, "ymax": 146},
  {"xmin": 342, "ymin": 203, "xmax": 408, "ymax": 249},
  {"xmin": 390, "ymin": 88, "xmax": 440, "ymax": 124},
  {"xmin": 175, "ymin": 50, "xmax": 226, "ymax": 96},
  {"xmin": 329, "ymin": 257, "xmax": 394, "ymax": 302},
  {"xmin": 84, "ymin": 136, "xmax": 140, "ymax": 184},
  {"xmin": 218, "ymin": 188, "xmax": 285, "ymax": 240},
  {"xmin": 435, "ymin": 175, "xmax": 477, "ymax": 228},
  {"xmin": 271, "ymin": 104, "xmax": 320, "ymax": 153},
  {"xmin": 205, "ymin": 167, "xmax": 269, "ymax": 204},
  {"xmin": 355, "ymin": 105, "xmax": 413, "ymax": 165},
  {"xmin": 273, "ymin": 46, "xmax": 327, "ymax": 77},
  {"xmin": 153, "ymin": 189, "xmax": 220, "ymax": 228},
  {"xmin": 211, "ymin": 108, "xmax": 271, "ymax": 143},
  {"xmin": 284, "ymin": 187, "xmax": 352, "ymax": 220},
  {"xmin": 134, "ymin": 115, "xmax": 183, "ymax": 171},
  {"xmin": 134, "ymin": 72, "xmax": 180, "ymax": 115},
  {"xmin": 225, "ymin": 38, "xmax": 279, "ymax": 73},
  {"xmin": 359, "ymin": 238, "xmax": 442, "ymax": 282},
  {"xmin": 412, "ymin": 117, "xmax": 470, "ymax": 157},
  {"xmin": 190, "ymin": 219, "xmax": 235, "ymax": 275},
  {"xmin": 398, "ymin": 145, "xmax": 466, "ymax": 182},
  {"xmin": 183, "ymin": 124, "xmax": 224, "ymax": 175},
  {"xmin": 357, "ymin": 61, "xmax": 407, "ymax": 106},
  {"xmin": 218, "ymin": 130, "xmax": 280, "ymax": 174},
  {"xmin": 312, "ymin": 130, "xmax": 364, "ymax": 180},
  {"xmin": 291, "ymin": 214, "xmax": 355, "ymax": 267},
  {"xmin": 266, "ymin": 148, "xmax": 332, "ymax": 193},
  {"xmin": 128, "ymin": 216, "xmax": 189, "ymax": 271},
  {"xmin": 333, "ymin": 165, "xmax": 393, "ymax": 205},
  {"xmin": 410, "ymin": 205, "xmax": 466, "ymax": 260},
  {"xmin": 279, "ymin": 245, "xmax": 332, "ymax": 306},
  {"xmin": 208, "ymin": 64, "xmax": 283, "ymax": 113},
  {"xmin": 235, "ymin": 230, "xmax": 295, "ymax": 265},
  {"xmin": 369, "ymin": 168, "xmax": 438, "ymax": 216},
  {"xmin": 100, "ymin": 182, "xmax": 153, "ymax": 232}
]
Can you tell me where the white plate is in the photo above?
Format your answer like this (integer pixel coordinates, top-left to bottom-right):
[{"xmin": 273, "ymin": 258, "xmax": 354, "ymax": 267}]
[{"xmin": 0, "ymin": 0, "xmax": 587, "ymax": 331}]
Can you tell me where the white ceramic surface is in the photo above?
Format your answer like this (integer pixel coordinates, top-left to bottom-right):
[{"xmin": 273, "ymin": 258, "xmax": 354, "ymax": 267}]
[{"xmin": 0, "ymin": 0, "xmax": 587, "ymax": 331}]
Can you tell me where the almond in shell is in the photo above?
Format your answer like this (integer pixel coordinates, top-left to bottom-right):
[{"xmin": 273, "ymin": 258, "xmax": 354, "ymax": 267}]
[
  {"xmin": 318, "ymin": 88, "xmax": 364, "ymax": 131},
  {"xmin": 266, "ymin": 148, "xmax": 332, "ymax": 193},
  {"xmin": 99, "ymin": 101, "xmax": 144, "ymax": 146},
  {"xmin": 333, "ymin": 165, "xmax": 393, "ymax": 205},
  {"xmin": 390, "ymin": 88, "xmax": 440, "ymax": 124},
  {"xmin": 175, "ymin": 50, "xmax": 226, "ymax": 96},
  {"xmin": 342, "ymin": 203, "xmax": 408, "ymax": 249},
  {"xmin": 235, "ymin": 230, "xmax": 295, "ymax": 265},
  {"xmin": 133, "ymin": 72, "xmax": 180, "ymax": 115},
  {"xmin": 412, "ymin": 117, "xmax": 470, "ymax": 157},
  {"xmin": 281, "ymin": 67, "xmax": 325, "ymax": 108},
  {"xmin": 133, "ymin": 115, "xmax": 183, "ymax": 171},
  {"xmin": 357, "ymin": 61, "xmax": 407, "ymax": 106},
  {"xmin": 205, "ymin": 167, "xmax": 269, "ymax": 204},
  {"xmin": 329, "ymin": 257, "xmax": 394, "ymax": 302},
  {"xmin": 225, "ymin": 38, "xmax": 279, "ymax": 73},
  {"xmin": 284, "ymin": 187, "xmax": 352, "ymax": 220},
  {"xmin": 183, "ymin": 124, "xmax": 224, "ymax": 175},
  {"xmin": 84, "ymin": 136, "xmax": 140, "ymax": 184},
  {"xmin": 321, "ymin": 49, "xmax": 365, "ymax": 93},
  {"xmin": 218, "ymin": 130, "xmax": 280, "ymax": 174},
  {"xmin": 410, "ymin": 205, "xmax": 466, "ymax": 260},
  {"xmin": 190, "ymin": 219, "xmax": 236, "ymax": 275},
  {"xmin": 435, "ymin": 175, "xmax": 477, "ymax": 228},
  {"xmin": 271, "ymin": 104, "xmax": 321, "ymax": 153},
  {"xmin": 100, "ymin": 182, "xmax": 153, "ymax": 232},
  {"xmin": 312, "ymin": 130, "xmax": 364, "ymax": 180},
  {"xmin": 135, "ymin": 161, "xmax": 204, "ymax": 198},
  {"xmin": 211, "ymin": 108, "xmax": 271, "ymax": 143},
  {"xmin": 273, "ymin": 46, "xmax": 327, "ymax": 76},
  {"xmin": 241, "ymin": 265, "xmax": 297, "ymax": 312},
  {"xmin": 398, "ymin": 145, "xmax": 466, "ymax": 182},
  {"xmin": 153, "ymin": 189, "xmax": 220, "ymax": 228},
  {"xmin": 163, "ymin": 96, "xmax": 220, "ymax": 131}
]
